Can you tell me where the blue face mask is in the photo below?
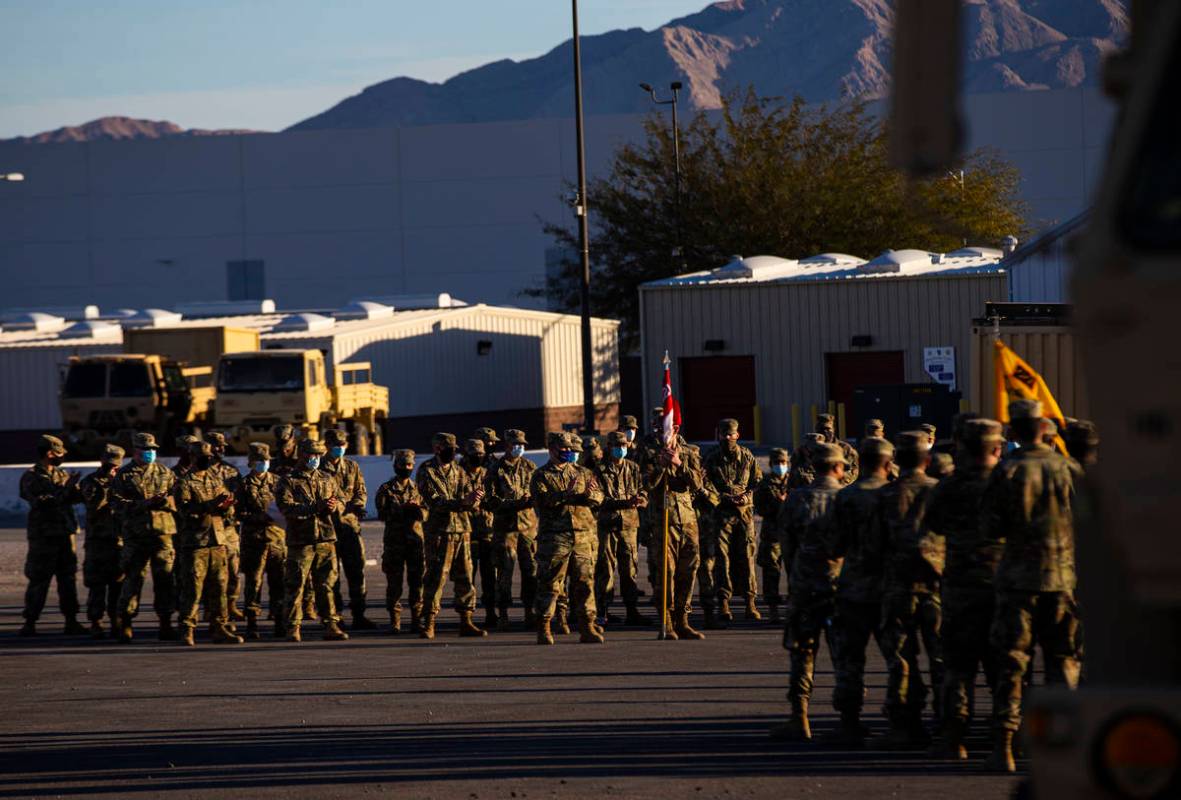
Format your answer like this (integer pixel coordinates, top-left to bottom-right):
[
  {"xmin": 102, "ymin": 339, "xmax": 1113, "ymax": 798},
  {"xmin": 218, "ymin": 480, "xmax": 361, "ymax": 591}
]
[
  {"xmin": 561, "ymin": 450, "xmax": 578, "ymax": 464},
  {"xmin": 625, "ymin": 429, "xmax": 635, "ymax": 442},
  {"xmin": 771, "ymin": 464, "xmax": 788, "ymax": 478},
  {"xmin": 253, "ymin": 460, "xmax": 270, "ymax": 474},
  {"xmin": 306, "ymin": 456, "xmax": 321, "ymax": 470},
  {"xmin": 141, "ymin": 449, "xmax": 157, "ymax": 464},
  {"xmin": 508, "ymin": 444, "xmax": 525, "ymax": 458},
  {"xmin": 610, "ymin": 446, "xmax": 628, "ymax": 459},
  {"xmin": 329, "ymin": 446, "xmax": 345, "ymax": 458}
]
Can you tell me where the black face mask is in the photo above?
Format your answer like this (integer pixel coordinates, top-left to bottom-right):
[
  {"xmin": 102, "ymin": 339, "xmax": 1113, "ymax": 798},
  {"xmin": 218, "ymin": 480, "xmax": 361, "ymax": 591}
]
[
  {"xmin": 395, "ymin": 466, "xmax": 412, "ymax": 478},
  {"xmin": 195, "ymin": 456, "xmax": 213, "ymax": 470},
  {"xmin": 438, "ymin": 446, "xmax": 456, "ymax": 464}
]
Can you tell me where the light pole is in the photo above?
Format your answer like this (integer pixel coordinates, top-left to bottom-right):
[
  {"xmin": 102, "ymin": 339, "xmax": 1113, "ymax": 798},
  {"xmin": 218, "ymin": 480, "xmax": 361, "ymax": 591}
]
[
  {"xmin": 571, "ymin": 0, "xmax": 595, "ymax": 434},
  {"xmin": 0, "ymin": 173, "xmax": 25, "ymax": 182},
  {"xmin": 946, "ymin": 168, "xmax": 966, "ymax": 245},
  {"xmin": 640, "ymin": 81, "xmax": 686, "ymax": 270}
]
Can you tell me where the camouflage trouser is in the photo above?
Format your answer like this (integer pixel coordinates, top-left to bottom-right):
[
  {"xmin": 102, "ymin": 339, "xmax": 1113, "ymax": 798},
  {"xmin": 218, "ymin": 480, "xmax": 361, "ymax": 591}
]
[
  {"xmin": 241, "ymin": 536, "xmax": 286, "ymax": 617},
  {"xmin": 470, "ymin": 536, "xmax": 497, "ymax": 611},
  {"xmin": 22, "ymin": 535, "xmax": 80, "ymax": 622},
  {"xmin": 332, "ymin": 525, "xmax": 368, "ymax": 616},
  {"xmin": 880, "ymin": 590, "xmax": 944, "ymax": 724},
  {"xmin": 382, "ymin": 531, "xmax": 425, "ymax": 615},
  {"xmin": 422, "ymin": 532, "xmax": 477, "ymax": 617},
  {"xmin": 594, "ymin": 524, "xmax": 640, "ymax": 615},
  {"xmin": 649, "ymin": 521, "xmax": 700, "ymax": 618},
  {"xmin": 535, "ymin": 530, "xmax": 598, "ymax": 624},
  {"xmin": 699, "ymin": 511, "xmax": 757, "ymax": 610},
  {"xmin": 990, "ymin": 590, "xmax": 1081, "ymax": 732},
  {"xmin": 178, "ymin": 545, "xmax": 228, "ymax": 629},
  {"xmin": 118, "ymin": 535, "xmax": 176, "ymax": 621},
  {"xmin": 83, "ymin": 540, "xmax": 123, "ymax": 623},
  {"xmin": 830, "ymin": 599, "xmax": 882, "ymax": 715},
  {"xmin": 495, "ymin": 530, "xmax": 537, "ymax": 611},
  {"xmin": 942, "ymin": 586, "xmax": 998, "ymax": 724},
  {"xmin": 783, "ymin": 588, "xmax": 836, "ymax": 709},
  {"xmin": 757, "ymin": 538, "xmax": 785, "ymax": 608},
  {"xmin": 202, "ymin": 530, "xmax": 241, "ymax": 611},
  {"xmin": 284, "ymin": 542, "xmax": 340, "ymax": 628}
]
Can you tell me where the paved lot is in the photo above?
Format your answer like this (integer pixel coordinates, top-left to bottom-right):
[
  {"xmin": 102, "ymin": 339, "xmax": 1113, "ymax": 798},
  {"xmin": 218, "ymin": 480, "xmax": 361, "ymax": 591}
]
[{"xmin": 0, "ymin": 525, "xmax": 1020, "ymax": 799}]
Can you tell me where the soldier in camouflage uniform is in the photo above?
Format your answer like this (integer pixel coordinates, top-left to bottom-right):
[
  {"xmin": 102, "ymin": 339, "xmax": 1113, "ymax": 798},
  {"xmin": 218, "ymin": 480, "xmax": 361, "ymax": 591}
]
[
  {"xmin": 789, "ymin": 433, "xmax": 825, "ymax": 490},
  {"xmin": 617, "ymin": 415, "xmax": 640, "ymax": 458},
  {"xmin": 320, "ymin": 428, "xmax": 374, "ymax": 630},
  {"xmin": 376, "ymin": 449, "xmax": 427, "ymax": 634},
  {"xmin": 876, "ymin": 431, "xmax": 943, "ymax": 749},
  {"xmin": 636, "ymin": 407, "xmax": 669, "ymax": 598},
  {"xmin": 173, "ymin": 435, "xmax": 199, "ymax": 478},
  {"xmin": 276, "ymin": 438, "xmax": 350, "ymax": 642},
  {"xmin": 700, "ymin": 418, "xmax": 762, "ymax": 628},
  {"xmin": 1063, "ymin": 419, "xmax": 1099, "ymax": 471},
  {"xmin": 484, "ymin": 429, "xmax": 539, "ymax": 631},
  {"xmin": 113, "ymin": 432, "xmax": 178, "ymax": 643},
  {"xmin": 925, "ymin": 419, "xmax": 1005, "ymax": 759},
  {"xmin": 820, "ymin": 413, "xmax": 858, "ymax": 485},
  {"xmin": 827, "ymin": 437, "xmax": 894, "ymax": 745},
  {"xmin": 919, "ymin": 424, "xmax": 937, "ymax": 447},
  {"xmin": 982, "ymin": 399, "xmax": 1081, "ymax": 773},
  {"xmin": 593, "ymin": 430, "xmax": 649, "ymax": 627},
  {"xmin": 417, "ymin": 432, "xmax": 486, "ymax": 639},
  {"xmin": 203, "ymin": 432, "xmax": 244, "ymax": 621},
  {"xmin": 236, "ymin": 442, "xmax": 287, "ymax": 640},
  {"xmin": 771, "ymin": 442, "xmax": 847, "ymax": 740},
  {"xmin": 174, "ymin": 441, "xmax": 243, "ymax": 646},
  {"xmin": 79, "ymin": 444, "xmax": 125, "ymax": 638},
  {"xmin": 19, "ymin": 434, "xmax": 85, "ymax": 637},
  {"xmin": 753, "ymin": 448, "xmax": 790, "ymax": 624},
  {"xmin": 864, "ymin": 420, "xmax": 900, "ymax": 480},
  {"xmin": 460, "ymin": 438, "xmax": 497, "ymax": 629},
  {"xmin": 532, "ymin": 432, "xmax": 604, "ymax": 644},
  {"xmin": 928, "ymin": 452, "xmax": 956, "ymax": 480},
  {"xmin": 271, "ymin": 425, "xmax": 315, "ymax": 622}
]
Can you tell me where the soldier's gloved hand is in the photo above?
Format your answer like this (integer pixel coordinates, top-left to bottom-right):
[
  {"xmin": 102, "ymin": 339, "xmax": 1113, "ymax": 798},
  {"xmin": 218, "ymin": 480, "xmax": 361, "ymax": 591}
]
[
  {"xmin": 216, "ymin": 494, "xmax": 235, "ymax": 510},
  {"xmin": 323, "ymin": 496, "xmax": 340, "ymax": 514}
]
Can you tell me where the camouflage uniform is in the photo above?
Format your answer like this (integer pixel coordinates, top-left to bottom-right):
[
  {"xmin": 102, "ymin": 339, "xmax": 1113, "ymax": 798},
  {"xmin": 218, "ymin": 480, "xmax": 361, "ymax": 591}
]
[
  {"xmin": 376, "ymin": 450, "xmax": 426, "ymax": 632},
  {"xmin": 204, "ymin": 432, "xmax": 243, "ymax": 618},
  {"xmin": 320, "ymin": 428, "xmax": 370, "ymax": 624},
  {"xmin": 788, "ymin": 433, "xmax": 825, "ymax": 490},
  {"xmin": 753, "ymin": 449, "xmax": 790, "ymax": 617},
  {"xmin": 484, "ymin": 429, "xmax": 539, "ymax": 625},
  {"xmin": 463, "ymin": 438, "xmax": 497, "ymax": 624},
  {"xmin": 593, "ymin": 431, "xmax": 647, "ymax": 622},
  {"xmin": 113, "ymin": 433, "xmax": 178, "ymax": 636},
  {"xmin": 700, "ymin": 420, "xmax": 762, "ymax": 621},
  {"xmin": 271, "ymin": 425, "xmax": 316, "ymax": 621},
  {"xmin": 79, "ymin": 446, "xmax": 125, "ymax": 631},
  {"xmin": 236, "ymin": 443, "xmax": 287, "ymax": 637},
  {"xmin": 19, "ymin": 435, "xmax": 83, "ymax": 631}
]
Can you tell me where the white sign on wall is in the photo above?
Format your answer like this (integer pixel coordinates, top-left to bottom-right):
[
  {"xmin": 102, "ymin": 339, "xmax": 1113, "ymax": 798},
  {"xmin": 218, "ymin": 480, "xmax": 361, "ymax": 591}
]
[{"xmin": 923, "ymin": 346, "xmax": 956, "ymax": 390}]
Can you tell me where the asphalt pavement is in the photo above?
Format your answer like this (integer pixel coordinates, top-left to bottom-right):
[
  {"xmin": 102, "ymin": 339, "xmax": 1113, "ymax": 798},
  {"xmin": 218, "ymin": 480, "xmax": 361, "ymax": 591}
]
[{"xmin": 0, "ymin": 525, "xmax": 1021, "ymax": 799}]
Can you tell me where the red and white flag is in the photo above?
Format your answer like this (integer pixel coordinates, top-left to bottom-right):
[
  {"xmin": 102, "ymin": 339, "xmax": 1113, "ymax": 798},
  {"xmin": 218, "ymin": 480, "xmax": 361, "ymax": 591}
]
[{"xmin": 660, "ymin": 350, "xmax": 681, "ymax": 447}]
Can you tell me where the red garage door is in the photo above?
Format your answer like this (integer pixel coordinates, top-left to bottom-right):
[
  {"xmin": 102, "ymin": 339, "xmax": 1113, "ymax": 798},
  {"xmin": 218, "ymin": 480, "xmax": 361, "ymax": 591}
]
[{"xmin": 678, "ymin": 356, "xmax": 756, "ymax": 441}]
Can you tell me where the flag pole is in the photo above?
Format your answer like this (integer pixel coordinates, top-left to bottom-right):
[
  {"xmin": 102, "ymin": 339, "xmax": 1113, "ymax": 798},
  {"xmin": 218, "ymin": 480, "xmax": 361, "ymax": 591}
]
[{"xmin": 659, "ymin": 350, "xmax": 671, "ymax": 641}]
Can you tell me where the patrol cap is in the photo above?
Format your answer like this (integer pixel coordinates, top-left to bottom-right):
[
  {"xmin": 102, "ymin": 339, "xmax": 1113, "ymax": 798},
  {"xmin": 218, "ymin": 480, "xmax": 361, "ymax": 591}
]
[
  {"xmin": 473, "ymin": 427, "xmax": 500, "ymax": 445},
  {"xmin": 717, "ymin": 418, "xmax": 740, "ymax": 435},
  {"xmin": 568, "ymin": 434, "xmax": 584, "ymax": 453},
  {"xmin": 816, "ymin": 413, "xmax": 835, "ymax": 427},
  {"xmin": 38, "ymin": 434, "xmax": 67, "ymax": 455},
  {"xmin": 919, "ymin": 423, "xmax": 937, "ymax": 437},
  {"xmin": 581, "ymin": 435, "xmax": 601, "ymax": 453},
  {"xmin": 929, "ymin": 452, "xmax": 955, "ymax": 477},
  {"xmin": 1064, "ymin": 419, "xmax": 1099, "ymax": 447},
  {"xmin": 190, "ymin": 440, "xmax": 213, "ymax": 457},
  {"xmin": 545, "ymin": 431, "xmax": 566, "ymax": 449},
  {"xmin": 651, "ymin": 407, "xmax": 664, "ymax": 419},
  {"xmin": 504, "ymin": 429, "xmax": 528, "ymax": 446},
  {"xmin": 299, "ymin": 438, "xmax": 327, "ymax": 456},
  {"xmin": 432, "ymin": 432, "xmax": 457, "ymax": 447},
  {"xmin": 952, "ymin": 411, "xmax": 982, "ymax": 439},
  {"xmin": 465, "ymin": 438, "xmax": 486, "ymax": 455},
  {"xmin": 896, "ymin": 431, "xmax": 931, "ymax": 453},
  {"xmin": 175, "ymin": 434, "xmax": 200, "ymax": 449},
  {"xmin": 1008, "ymin": 398, "xmax": 1043, "ymax": 420},
  {"xmin": 132, "ymin": 432, "xmax": 159, "ymax": 450},
  {"xmin": 769, "ymin": 447, "xmax": 789, "ymax": 462},
  {"xmin": 1041, "ymin": 418, "xmax": 1059, "ymax": 436},
  {"xmin": 863, "ymin": 418, "xmax": 885, "ymax": 435},
  {"xmin": 962, "ymin": 418, "xmax": 1004, "ymax": 445},
  {"xmin": 606, "ymin": 430, "xmax": 629, "ymax": 447},
  {"xmin": 619, "ymin": 415, "xmax": 638, "ymax": 430},
  {"xmin": 393, "ymin": 448, "xmax": 416, "ymax": 466},
  {"xmin": 272, "ymin": 424, "xmax": 294, "ymax": 441},
  {"xmin": 803, "ymin": 432, "xmax": 825, "ymax": 445},
  {"xmin": 813, "ymin": 442, "xmax": 848, "ymax": 465},
  {"xmin": 205, "ymin": 431, "xmax": 227, "ymax": 448},
  {"xmin": 248, "ymin": 442, "xmax": 271, "ymax": 461},
  {"xmin": 323, "ymin": 428, "xmax": 348, "ymax": 447},
  {"xmin": 101, "ymin": 444, "xmax": 125, "ymax": 464},
  {"xmin": 859, "ymin": 436, "xmax": 894, "ymax": 459}
]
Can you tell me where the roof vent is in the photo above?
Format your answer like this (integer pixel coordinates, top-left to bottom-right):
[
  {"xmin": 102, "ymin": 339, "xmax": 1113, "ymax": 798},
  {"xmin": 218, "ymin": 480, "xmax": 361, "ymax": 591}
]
[
  {"xmin": 123, "ymin": 308, "xmax": 183, "ymax": 329},
  {"xmin": 1002, "ymin": 235, "xmax": 1019, "ymax": 255},
  {"xmin": 798, "ymin": 253, "xmax": 866, "ymax": 267},
  {"xmin": 947, "ymin": 246, "xmax": 1004, "ymax": 259},
  {"xmin": 3, "ymin": 312, "xmax": 67, "ymax": 333},
  {"xmin": 351, "ymin": 293, "xmax": 456, "ymax": 310},
  {"xmin": 60, "ymin": 320, "xmax": 121, "ymax": 339},
  {"xmin": 859, "ymin": 249, "xmax": 935, "ymax": 275},
  {"xmin": 711, "ymin": 255, "xmax": 799, "ymax": 280},
  {"xmin": 271, "ymin": 313, "xmax": 335, "ymax": 333},
  {"xmin": 0, "ymin": 305, "xmax": 98, "ymax": 321},
  {"xmin": 174, "ymin": 299, "xmax": 277, "ymax": 318},
  {"xmin": 335, "ymin": 301, "xmax": 394, "ymax": 321}
]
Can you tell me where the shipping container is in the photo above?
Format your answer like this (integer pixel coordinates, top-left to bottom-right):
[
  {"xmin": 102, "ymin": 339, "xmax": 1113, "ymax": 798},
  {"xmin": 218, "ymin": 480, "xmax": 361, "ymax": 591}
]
[
  {"xmin": 968, "ymin": 322, "xmax": 1086, "ymax": 421},
  {"xmin": 122, "ymin": 325, "xmax": 260, "ymax": 368}
]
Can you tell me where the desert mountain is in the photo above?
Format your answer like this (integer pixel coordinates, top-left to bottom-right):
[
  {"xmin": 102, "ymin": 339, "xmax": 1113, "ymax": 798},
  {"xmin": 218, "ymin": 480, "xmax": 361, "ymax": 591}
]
[{"xmin": 4, "ymin": 116, "xmax": 259, "ymax": 144}]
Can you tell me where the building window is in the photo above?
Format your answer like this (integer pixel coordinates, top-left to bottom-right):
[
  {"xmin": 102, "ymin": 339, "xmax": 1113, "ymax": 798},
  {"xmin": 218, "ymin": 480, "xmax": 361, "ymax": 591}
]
[{"xmin": 227, "ymin": 260, "xmax": 265, "ymax": 301}]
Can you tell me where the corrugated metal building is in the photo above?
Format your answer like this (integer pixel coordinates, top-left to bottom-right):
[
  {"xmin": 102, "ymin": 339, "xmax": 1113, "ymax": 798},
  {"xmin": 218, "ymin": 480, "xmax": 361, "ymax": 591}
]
[
  {"xmin": 639, "ymin": 248, "xmax": 1008, "ymax": 446},
  {"xmin": 1002, "ymin": 211, "xmax": 1088, "ymax": 303}
]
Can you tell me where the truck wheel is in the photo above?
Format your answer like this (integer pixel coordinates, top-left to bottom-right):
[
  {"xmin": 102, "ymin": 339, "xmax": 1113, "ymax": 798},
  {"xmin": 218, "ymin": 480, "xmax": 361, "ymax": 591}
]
[{"xmin": 352, "ymin": 423, "xmax": 370, "ymax": 456}]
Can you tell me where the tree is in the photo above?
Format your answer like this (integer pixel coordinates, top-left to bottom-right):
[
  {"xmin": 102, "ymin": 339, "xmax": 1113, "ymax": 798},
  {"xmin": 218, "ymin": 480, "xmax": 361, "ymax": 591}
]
[{"xmin": 530, "ymin": 89, "xmax": 1028, "ymax": 348}]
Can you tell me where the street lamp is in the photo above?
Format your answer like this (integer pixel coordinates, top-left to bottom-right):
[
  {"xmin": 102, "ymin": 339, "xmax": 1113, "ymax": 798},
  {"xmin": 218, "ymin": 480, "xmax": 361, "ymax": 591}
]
[
  {"xmin": 946, "ymin": 168, "xmax": 966, "ymax": 245},
  {"xmin": 1, "ymin": 173, "xmax": 25, "ymax": 182},
  {"xmin": 640, "ymin": 82, "xmax": 686, "ymax": 270},
  {"xmin": 571, "ymin": 0, "xmax": 595, "ymax": 434}
]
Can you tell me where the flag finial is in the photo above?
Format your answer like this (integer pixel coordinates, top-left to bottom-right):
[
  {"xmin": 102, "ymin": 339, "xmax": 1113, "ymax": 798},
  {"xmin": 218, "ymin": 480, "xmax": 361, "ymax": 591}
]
[{"xmin": 662, "ymin": 350, "xmax": 670, "ymax": 367}]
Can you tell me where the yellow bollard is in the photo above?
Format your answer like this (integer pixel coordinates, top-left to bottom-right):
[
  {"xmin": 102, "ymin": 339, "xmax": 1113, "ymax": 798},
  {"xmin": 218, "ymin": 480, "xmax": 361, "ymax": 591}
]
[
  {"xmin": 791, "ymin": 404, "xmax": 801, "ymax": 450},
  {"xmin": 809, "ymin": 404, "xmax": 818, "ymax": 434},
  {"xmin": 837, "ymin": 402, "xmax": 847, "ymax": 440},
  {"xmin": 752, "ymin": 405, "xmax": 763, "ymax": 445},
  {"xmin": 827, "ymin": 400, "xmax": 836, "ymax": 418},
  {"xmin": 960, "ymin": 397, "xmax": 970, "ymax": 413}
]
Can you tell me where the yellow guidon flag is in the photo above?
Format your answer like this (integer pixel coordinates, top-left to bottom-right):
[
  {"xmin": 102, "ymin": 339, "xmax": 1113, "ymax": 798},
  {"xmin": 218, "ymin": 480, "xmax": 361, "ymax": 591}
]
[{"xmin": 993, "ymin": 339, "xmax": 1068, "ymax": 452}]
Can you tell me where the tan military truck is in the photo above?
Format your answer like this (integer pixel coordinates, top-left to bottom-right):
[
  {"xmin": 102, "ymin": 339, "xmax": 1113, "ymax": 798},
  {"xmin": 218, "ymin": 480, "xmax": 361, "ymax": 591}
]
[{"xmin": 213, "ymin": 349, "xmax": 389, "ymax": 455}]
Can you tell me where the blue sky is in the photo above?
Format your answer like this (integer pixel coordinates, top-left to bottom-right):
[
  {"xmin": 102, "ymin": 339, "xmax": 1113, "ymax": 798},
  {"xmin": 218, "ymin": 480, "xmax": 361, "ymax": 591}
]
[{"xmin": 0, "ymin": 0, "xmax": 708, "ymax": 137}]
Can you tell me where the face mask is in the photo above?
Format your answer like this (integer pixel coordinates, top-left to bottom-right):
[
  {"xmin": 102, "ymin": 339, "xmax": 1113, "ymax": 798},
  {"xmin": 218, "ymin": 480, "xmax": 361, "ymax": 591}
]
[
  {"xmin": 141, "ymin": 450, "xmax": 157, "ymax": 464},
  {"xmin": 508, "ymin": 444, "xmax": 525, "ymax": 458},
  {"xmin": 610, "ymin": 446, "xmax": 628, "ymax": 460},
  {"xmin": 561, "ymin": 450, "xmax": 578, "ymax": 464},
  {"xmin": 195, "ymin": 456, "xmax": 213, "ymax": 470},
  {"xmin": 329, "ymin": 446, "xmax": 345, "ymax": 458},
  {"xmin": 306, "ymin": 456, "xmax": 321, "ymax": 470},
  {"xmin": 771, "ymin": 464, "xmax": 788, "ymax": 478},
  {"xmin": 438, "ymin": 446, "xmax": 456, "ymax": 464},
  {"xmin": 395, "ymin": 466, "xmax": 412, "ymax": 478},
  {"xmin": 253, "ymin": 461, "xmax": 270, "ymax": 474},
  {"xmin": 625, "ymin": 429, "xmax": 635, "ymax": 442}
]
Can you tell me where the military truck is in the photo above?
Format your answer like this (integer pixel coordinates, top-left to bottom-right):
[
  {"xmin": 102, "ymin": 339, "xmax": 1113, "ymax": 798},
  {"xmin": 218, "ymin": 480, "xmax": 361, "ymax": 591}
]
[{"xmin": 214, "ymin": 349, "xmax": 389, "ymax": 455}]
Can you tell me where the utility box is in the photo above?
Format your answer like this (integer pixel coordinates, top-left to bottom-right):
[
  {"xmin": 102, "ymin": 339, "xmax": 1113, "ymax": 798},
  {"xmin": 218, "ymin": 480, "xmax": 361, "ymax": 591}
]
[
  {"xmin": 851, "ymin": 382, "xmax": 962, "ymax": 441},
  {"xmin": 122, "ymin": 326, "xmax": 260, "ymax": 368}
]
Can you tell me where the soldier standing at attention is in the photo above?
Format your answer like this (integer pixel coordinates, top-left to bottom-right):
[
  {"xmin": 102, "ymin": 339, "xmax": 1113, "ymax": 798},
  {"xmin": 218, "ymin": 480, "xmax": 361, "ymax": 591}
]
[
  {"xmin": 982, "ymin": 399, "xmax": 1081, "ymax": 773},
  {"xmin": 919, "ymin": 424, "xmax": 938, "ymax": 448},
  {"xmin": 462, "ymin": 437, "xmax": 498, "ymax": 630},
  {"xmin": 236, "ymin": 443, "xmax": 287, "ymax": 640},
  {"xmin": 636, "ymin": 407, "xmax": 670, "ymax": 599},
  {"xmin": 617, "ymin": 415, "xmax": 640, "ymax": 457},
  {"xmin": 925, "ymin": 419, "xmax": 1005, "ymax": 760},
  {"xmin": 789, "ymin": 433, "xmax": 825, "ymax": 490},
  {"xmin": 593, "ymin": 430, "xmax": 649, "ymax": 627},
  {"xmin": 320, "ymin": 428, "xmax": 374, "ymax": 631},
  {"xmin": 19, "ymin": 434, "xmax": 85, "ymax": 637},
  {"xmin": 203, "ymin": 432, "xmax": 244, "ymax": 622},
  {"xmin": 79, "ymin": 444, "xmax": 125, "ymax": 639},
  {"xmin": 876, "ymin": 432, "xmax": 943, "ymax": 749},
  {"xmin": 531, "ymin": 432, "xmax": 604, "ymax": 644},
  {"xmin": 113, "ymin": 432, "xmax": 178, "ymax": 643},
  {"xmin": 771, "ymin": 442, "xmax": 846, "ymax": 741},
  {"xmin": 864, "ymin": 419, "xmax": 900, "ymax": 480},
  {"xmin": 172, "ymin": 435, "xmax": 199, "ymax": 478},
  {"xmin": 174, "ymin": 441, "xmax": 243, "ymax": 646},
  {"xmin": 753, "ymin": 448, "xmax": 790, "ymax": 624},
  {"xmin": 827, "ymin": 437, "xmax": 894, "ymax": 746},
  {"xmin": 271, "ymin": 425, "xmax": 315, "ymax": 622},
  {"xmin": 701, "ymin": 418, "xmax": 762, "ymax": 628},
  {"xmin": 375, "ymin": 449, "xmax": 427, "ymax": 634},
  {"xmin": 819, "ymin": 413, "xmax": 859, "ymax": 485},
  {"xmin": 417, "ymin": 432, "xmax": 486, "ymax": 640},
  {"xmin": 484, "ymin": 429, "xmax": 539, "ymax": 631},
  {"xmin": 276, "ymin": 438, "xmax": 350, "ymax": 642}
]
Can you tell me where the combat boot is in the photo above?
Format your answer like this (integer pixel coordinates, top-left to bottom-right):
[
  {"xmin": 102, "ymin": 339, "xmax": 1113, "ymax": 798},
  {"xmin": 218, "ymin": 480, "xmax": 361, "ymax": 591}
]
[
  {"xmin": 273, "ymin": 616, "xmax": 287, "ymax": 639},
  {"xmin": 578, "ymin": 617, "xmax": 605, "ymax": 644},
  {"xmin": 554, "ymin": 614, "xmax": 571, "ymax": 635},
  {"xmin": 303, "ymin": 601, "xmax": 318, "ymax": 622},
  {"xmin": 458, "ymin": 612, "xmax": 488, "ymax": 638},
  {"xmin": 419, "ymin": 614, "xmax": 437, "ymax": 640},
  {"xmin": 410, "ymin": 606, "xmax": 423, "ymax": 634},
  {"xmin": 245, "ymin": 613, "xmax": 261, "ymax": 641},
  {"xmin": 157, "ymin": 618, "xmax": 178, "ymax": 641},
  {"xmin": 623, "ymin": 604, "xmax": 651, "ymax": 626},
  {"xmin": 769, "ymin": 703, "xmax": 811, "ymax": 741},
  {"xmin": 719, "ymin": 598, "xmax": 734, "ymax": 623},
  {"xmin": 673, "ymin": 613, "xmax": 705, "ymax": 640},
  {"xmin": 180, "ymin": 626, "xmax": 196, "ymax": 647},
  {"xmin": 116, "ymin": 617, "xmax": 133, "ymax": 643},
  {"xmin": 389, "ymin": 607, "xmax": 402, "ymax": 635},
  {"xmin": 929, "ymin": 717, "xmax": 969, "ymax": 760},
  {"xmin": 660, "ymin": 615, "xmax": 679, "ymax": 640},
  {"xmin": 18, "ymin": 620, "xmax": 35, "ymax": 637},
  {"xmin": 212, "ymin": 623, "xmax": 244, "ymax": 644},
  {"xmin": 351, "ymin": 613, "xmax": 377, "ymax": 631},
  {"xmin": 90, "ymin": 620, "xmax": 105, "ymax": 639},
  {"xmin": 63, "ymin": 615, "xmax": 86, "ymax": 635},
  {"xmin": 524, "ymin": 608, "xmax": 539, "ymax": 631},
  {"xmin": 483, "ymin": 608, "xmax": 498, "ymax": 630},
  {"xmin": 323, "ymin": 621, "xmax": 350, "ymax": 641},
  {"xmin": 228, "ymin": 605, "xmax": 246, "ymax": 622},
  {"xmin": 983, "ymin": 730, "xmax": 1017, "ymax": 773},
  {"xmin": 703, "ymin": 608, "xmax": 724, "ymax": 630},
  {"xmin": 744, "ymin": 597, "xmax": 762, "ymax": 621},
  {"xmin": 287, "ymin": 625, "xmax": 302, "ymax": 643},
  {"xmin": 497, "ymin": 608, "xmax": 511, "ymax": 632},
  {"xmin": 537, "ymin": 617, "xmax": 555, "ymax": 645},
  {"xmin": 820, "ymin": 711, "xmax": 867, "ymax": 748},
  {"xmin": 766, "ymin": 602, "xmax": 784, "ymax": 625}
]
